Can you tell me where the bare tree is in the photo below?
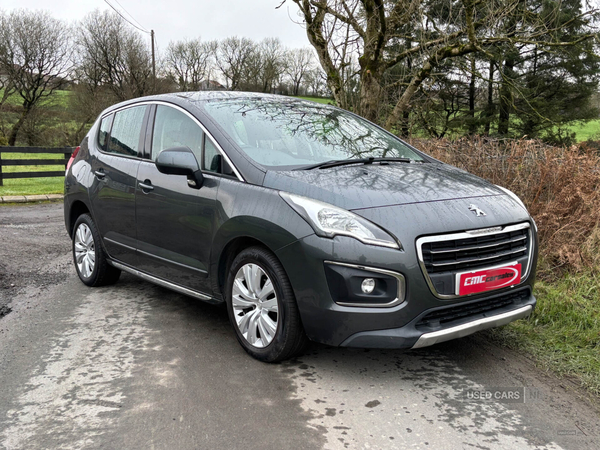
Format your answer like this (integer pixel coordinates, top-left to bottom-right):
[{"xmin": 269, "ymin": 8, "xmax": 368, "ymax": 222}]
[
  {"xmin": 0, "ymin": 68, "xmax": 15, "ymax": 109},
  {"xmin": 305, "ymin": 66, "xmax": 330, "ymax": 97},
  {"xmin": 285, "ymin": 48, "xmax": 315, "ymax": 95},
  {"xmin": 215, "ymin": 37, "xmax": 257, "ymax": 90},
  {"xmin": 0, "ymin": 10, "xmax": 72, "ymax": 145},
  {"xmin": 257, "ymin": 38, "xmax": 287, "ymax": 92},
  {"xmin": 77, "ymin": 10, "xmax": 153, "ymax": 103},
  {"xmin": 166, "ymin": 39, "xmax": 217, "ymax": 91}
]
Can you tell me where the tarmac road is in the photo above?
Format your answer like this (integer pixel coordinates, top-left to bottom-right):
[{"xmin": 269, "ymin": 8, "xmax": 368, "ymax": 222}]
[{"xmin": 0, "ymin": 202, "xmax": 598, "ymax": 450}]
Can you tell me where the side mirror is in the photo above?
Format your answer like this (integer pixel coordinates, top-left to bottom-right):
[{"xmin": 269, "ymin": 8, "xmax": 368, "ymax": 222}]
[{"xmin": 155, "ymin": 146, "xmax": 204, "ymax": 189}]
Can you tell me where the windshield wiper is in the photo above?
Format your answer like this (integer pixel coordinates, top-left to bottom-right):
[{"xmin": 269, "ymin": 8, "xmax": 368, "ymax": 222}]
[{"xmin": 296, "ymin": 157, "xmax": 413, "ymax": 170}]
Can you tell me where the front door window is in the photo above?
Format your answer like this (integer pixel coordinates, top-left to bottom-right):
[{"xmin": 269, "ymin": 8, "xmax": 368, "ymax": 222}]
[{"xmin": 151, "ymin": 106, "xmax": 204, "ymax": 162}]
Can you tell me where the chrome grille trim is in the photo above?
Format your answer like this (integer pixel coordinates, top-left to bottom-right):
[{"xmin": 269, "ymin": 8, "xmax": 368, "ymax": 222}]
[
  {"xmin": 430, "ymin": 246, "xmax": 527, "ymax": 267},
  {"xmin": 416, "ymin": 222, "xmax": 533, "ymax": 299},
  {"xmin": 428, "ymin": 235, "xmax": 527, "ymax": 255}
]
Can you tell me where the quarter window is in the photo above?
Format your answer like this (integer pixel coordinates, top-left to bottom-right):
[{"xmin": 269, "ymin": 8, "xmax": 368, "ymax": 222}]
[
  {"xmin": 97, "ymin": 114, "xmax": 113, "ymax": 151},
  {"xmin": 107, "ymin": 106, "xmax": 146, "ymax": 157},
  {"xmin": 204, "ymin": 136, "xmax": 220, "ymax": 173},
  {"xmin": 152, "ymin": 105, "xmax": 204, "ymax": 162}
]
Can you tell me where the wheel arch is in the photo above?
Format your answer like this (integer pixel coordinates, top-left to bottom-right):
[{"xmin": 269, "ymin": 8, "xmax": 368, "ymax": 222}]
[
  {"xmin": 67, "ymin": 199, "xmax": 92, "ymax": 238},
  {"xmin": 210, "ymin": 216, "xmax": 309, "ymax": 299}
]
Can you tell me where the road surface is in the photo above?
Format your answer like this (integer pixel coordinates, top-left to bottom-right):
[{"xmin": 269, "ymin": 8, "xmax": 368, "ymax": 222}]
[{"xmin": 0, "ymin": 203, "xmax": 598, "ymax": 449}]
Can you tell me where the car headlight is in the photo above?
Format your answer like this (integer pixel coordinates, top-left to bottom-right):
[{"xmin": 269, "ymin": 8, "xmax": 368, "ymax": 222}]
[
  {"xmin": 496, "ymin": 185, "xmax": 528, "ymax": 212},
  {"xmin": 280, "ymin": 192, "xmax": 401, "ymax": 249}
]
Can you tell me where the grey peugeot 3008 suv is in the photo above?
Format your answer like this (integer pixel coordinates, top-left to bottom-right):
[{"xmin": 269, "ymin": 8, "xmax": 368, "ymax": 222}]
[{"xmin": 64, "ymin": 92, "xmax": 538, "ymax": 362}]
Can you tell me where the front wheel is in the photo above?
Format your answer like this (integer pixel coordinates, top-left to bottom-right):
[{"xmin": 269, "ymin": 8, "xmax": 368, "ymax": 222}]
[
  {"xmin": 72, "ymin": 214, "xmax": 121, "ymax": 287},
  {"xmin": 225, "ymin": 246, "xmax": 307, "ymax": 362}
]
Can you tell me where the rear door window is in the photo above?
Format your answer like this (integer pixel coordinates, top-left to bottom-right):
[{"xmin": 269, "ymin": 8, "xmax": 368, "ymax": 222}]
[{"xmin": 107, "ymin": 105, "xmax": 147, "ymax": 157}]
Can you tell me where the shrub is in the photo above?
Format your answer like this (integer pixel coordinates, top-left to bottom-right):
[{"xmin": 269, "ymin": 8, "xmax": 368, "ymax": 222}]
[{"xmin": 409, "ymin": 137, "xmax": 600, "ymax": 276}]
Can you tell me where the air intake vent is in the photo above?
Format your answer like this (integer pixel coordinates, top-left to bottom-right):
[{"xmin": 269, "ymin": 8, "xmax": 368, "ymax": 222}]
[{"xmin": 416, "ymin": 288, "xmax": 531, "ymax": 329}]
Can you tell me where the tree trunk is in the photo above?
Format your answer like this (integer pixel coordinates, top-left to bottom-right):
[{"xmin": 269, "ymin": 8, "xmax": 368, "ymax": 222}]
[
  {"xmin": 298, "ymin": 2, "xmax": 347, "ymax": 109},
  {"xmin": 468, "ymin": 57, "xmax": 477, "ymax": 134},
  {"xmin": 497, "ymin": 0, "xmax": 523, "ymax": 136},
  {"xmin": 385, "ymin": 60, "xmax": 433, "ymax": 131},
  {"xmin": 484, "ymin": 60, "xmax": 494, "ymax": 135},
  {"xmin": 385, "ymin": 44, "xmax": 477, "ymax": 132},
  {"xmin": 358, "ymin": 67, "xmax": 382, "ymax": 123},
  {"xmin": 400, "ymin": 111, "xmax": 410, "ymax": 137},
  {"xmin": 8, "ymin": 109, "xmax": 29, "ymax": 146},
  {"xmin": 498, "ymin": 55, "xmax": 515, "ymax": 136}
]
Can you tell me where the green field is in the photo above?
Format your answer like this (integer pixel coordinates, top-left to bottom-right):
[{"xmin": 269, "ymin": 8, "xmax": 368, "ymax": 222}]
[
  {"xmin": 0, "ymin": 88, "xmax": 72, "ymax": 109},
  {"xmin": 564, "ymin": 119, "xmax": 600, "ymax": 141},
  {"xmin": 296, "ymin": 96, "xmax": 335, "ymax": 105}
]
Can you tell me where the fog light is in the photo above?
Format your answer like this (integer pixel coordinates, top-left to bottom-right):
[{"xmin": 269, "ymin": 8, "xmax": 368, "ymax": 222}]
[{"xmin": 361, "ymin": 278, "xmax": 376, "ymax": 294}]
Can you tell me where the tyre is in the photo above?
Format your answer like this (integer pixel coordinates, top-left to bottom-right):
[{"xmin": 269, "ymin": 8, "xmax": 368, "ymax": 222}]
[
  {"xmin": 225, "ymin": 246, "xmax": 307, "ymax": 362},
  {"xmin": 72, "ymin": 213, "xmax": 121, "ymax": 287}
]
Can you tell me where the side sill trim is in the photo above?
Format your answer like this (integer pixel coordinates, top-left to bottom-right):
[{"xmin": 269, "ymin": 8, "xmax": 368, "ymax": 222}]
[
  {"xmin": 412, "ymin": 305, "xmax": 532, "ymax": 349},
  {"xmin": 104, "ymin": 237, "xmax": 136, "ymax": 252},
  {"xmin": 104, "ymin": 237, "xmax": 208, "ymax": 275},
  {"xmin": 109, "ymin": 260, "xmax": 214, "ymax": 302},
  {"xmin": 137, "ymin": 248, "xmax": 208, "ymax": 275}
]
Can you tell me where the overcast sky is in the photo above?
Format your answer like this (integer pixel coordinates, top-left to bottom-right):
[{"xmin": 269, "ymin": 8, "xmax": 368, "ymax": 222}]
[{"xmin": 1, "ymin": 0, "xmax": 310, "ymax": 51}]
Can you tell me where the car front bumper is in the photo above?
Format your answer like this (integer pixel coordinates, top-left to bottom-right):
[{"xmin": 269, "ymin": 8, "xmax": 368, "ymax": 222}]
[
  {"xmin": 275, "ymin": 219, "xmax": 538, "ymax": 349},
  {"xmin": 339, "ymin": 296, "xmax": 535, "ymax": 349},
  {"xmin": 411, "ymin": 304, "xmax": 532, "ymax": 349}
]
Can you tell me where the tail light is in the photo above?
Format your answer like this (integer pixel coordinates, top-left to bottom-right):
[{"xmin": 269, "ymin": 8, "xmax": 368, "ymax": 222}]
[{"xmin": 66, "ymin": 146, "xmax": 80, "ymax": 173}]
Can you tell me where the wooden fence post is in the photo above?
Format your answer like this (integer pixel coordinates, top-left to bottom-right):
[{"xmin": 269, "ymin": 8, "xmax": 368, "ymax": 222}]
[{"xmin": 0, "ymin": 150, "xmax": 3, "ymax": 187}]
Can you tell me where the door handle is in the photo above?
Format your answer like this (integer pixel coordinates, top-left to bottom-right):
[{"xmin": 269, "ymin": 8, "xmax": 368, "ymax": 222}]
[
  {"xmin": 94, "ymin": 170, "xmax": 106, "ymax": 180},
  {"xmin": 139, "ymin": 180, "xmax": 154, "ymax": 192}
]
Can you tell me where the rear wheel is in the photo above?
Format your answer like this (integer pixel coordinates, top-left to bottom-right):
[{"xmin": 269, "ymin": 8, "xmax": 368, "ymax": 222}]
[
  {"xmin": 72, "ymin": 214, "xmax": 121, "ymax": 287},
  {"xmin": 225, "ymin": 246, "xmax": 307, "ymax": 362}
]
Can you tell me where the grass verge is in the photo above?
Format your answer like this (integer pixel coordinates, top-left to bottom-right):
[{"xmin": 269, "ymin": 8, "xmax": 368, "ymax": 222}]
[
  {"xmin": 0, "ymin": 177, "xmax": 64, "ymax": 196},
  {"xmin": 487, "ymin": 271, "xmax": 600, "ymax": 396}
]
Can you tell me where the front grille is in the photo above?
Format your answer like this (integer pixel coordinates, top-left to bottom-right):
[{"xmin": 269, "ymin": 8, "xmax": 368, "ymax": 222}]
[
  {"xmin": 421, "ymin": 227, "xmax": 529, "ymax": 274},
  {"xmin": 417, "ymin": 223, "xmax": 532, "ymax": 297},
  {"xmin": 415, "ymin": 288, "xmax": 530, "ymax": 329}
]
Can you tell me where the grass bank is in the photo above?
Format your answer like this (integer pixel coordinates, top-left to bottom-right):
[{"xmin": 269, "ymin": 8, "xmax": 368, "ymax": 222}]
[
  {"xmin": 416, "ymin": 136, "xmax": 600, "ymax": 397},
  {"xmin": 488, "ymin": 271, "xmax": 600, "ymax": 396}
]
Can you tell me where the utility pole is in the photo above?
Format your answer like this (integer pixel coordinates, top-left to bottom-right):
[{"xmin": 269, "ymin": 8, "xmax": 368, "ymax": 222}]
[{"xmin": 151, "ymin": 29, "xmax": 156, "ymax": 90}]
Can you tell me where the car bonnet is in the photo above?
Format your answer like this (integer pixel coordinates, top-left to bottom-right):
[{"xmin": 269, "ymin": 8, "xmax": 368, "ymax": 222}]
[{"xmin": 262, "ymin": 162, "xmax": 505, "ymax": 211}]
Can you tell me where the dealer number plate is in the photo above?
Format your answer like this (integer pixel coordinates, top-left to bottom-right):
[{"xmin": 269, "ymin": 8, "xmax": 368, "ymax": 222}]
[{"xmin": 456, "ymin": 263, "xmax": 522, "ymax": 295}]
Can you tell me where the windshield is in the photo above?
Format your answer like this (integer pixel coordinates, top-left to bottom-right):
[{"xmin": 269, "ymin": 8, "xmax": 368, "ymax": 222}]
[{"xmin": 202, "ymin": 98, "xmax": 425, "ymax": 169}]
